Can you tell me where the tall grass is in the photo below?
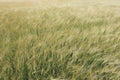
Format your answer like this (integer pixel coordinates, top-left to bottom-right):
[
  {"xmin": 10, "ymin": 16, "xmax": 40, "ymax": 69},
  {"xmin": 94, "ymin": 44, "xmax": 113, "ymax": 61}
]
[{"xmin": 0, "ymin": 0, "xmax": 120, "ymax": 80}]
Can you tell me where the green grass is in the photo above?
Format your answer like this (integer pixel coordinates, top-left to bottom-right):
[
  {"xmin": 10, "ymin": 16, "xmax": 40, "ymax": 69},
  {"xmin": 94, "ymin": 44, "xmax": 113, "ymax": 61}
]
[{"xmin": 0, "ymin": 0, "xmax": 120, "ymax": 80}]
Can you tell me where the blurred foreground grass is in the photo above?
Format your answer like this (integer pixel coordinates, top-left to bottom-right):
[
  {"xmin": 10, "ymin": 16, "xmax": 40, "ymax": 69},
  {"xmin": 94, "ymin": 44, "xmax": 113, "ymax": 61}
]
[{"xmin": 0, "ymin": 0, "xmax": 120, "ymax": 80}]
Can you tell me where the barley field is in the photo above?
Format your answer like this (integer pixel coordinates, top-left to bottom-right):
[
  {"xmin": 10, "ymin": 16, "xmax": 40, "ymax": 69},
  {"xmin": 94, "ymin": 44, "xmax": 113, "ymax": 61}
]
[{"xmin": 0, "ymin": 0, "xmax": 120, "ymax": 80}]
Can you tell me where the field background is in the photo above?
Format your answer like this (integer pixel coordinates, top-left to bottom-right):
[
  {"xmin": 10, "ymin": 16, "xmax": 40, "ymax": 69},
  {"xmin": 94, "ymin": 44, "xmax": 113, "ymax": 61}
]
[{"xmin": 0, "ymin": 0, "xmax": 120, "ymax": 80}]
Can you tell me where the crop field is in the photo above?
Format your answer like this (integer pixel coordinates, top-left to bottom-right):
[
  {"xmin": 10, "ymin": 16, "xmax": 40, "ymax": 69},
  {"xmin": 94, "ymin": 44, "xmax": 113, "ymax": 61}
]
[{"xmin": 0, "ymin": 0, "xmax": 120, "ymax": 80}]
